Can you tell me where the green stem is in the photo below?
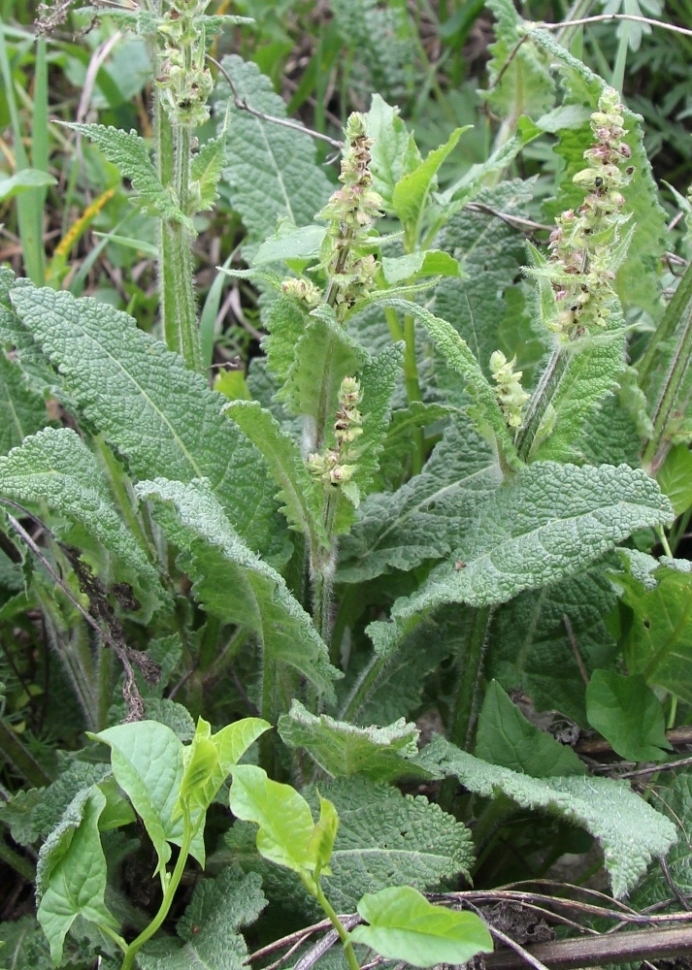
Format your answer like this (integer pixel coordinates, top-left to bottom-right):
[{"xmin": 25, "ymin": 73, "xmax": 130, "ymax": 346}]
[
  {"xmin": 313, "ymin": 492, "xmax": 338, "ymax": 649},
  {"xmin": 515, "ymin": 346, "xmax": 568, "ymax": 462},
  {"xmin": 339, "ymin": 652, "xmax": 387, "ymax": 723},
  {"xmin": 0, "ymin": 718, "xmax": 52, "ymax": 787},
  {"xmin": 0, "ymin": 835, "xmax": 35, "ymax": 882},
  {"xmin": 311, "ymin": 878, "xmax": 361, "ymax": 970},
  {"xmin": 120, "ymin": 814, "xmax": 194, "ymax": 970},
  {"xmin": 449, "ymin": 605, "xmax": 493, "ymax": 751},
  {"xmin": 384, "ymin": 306, "xmax": 425, "ymax": 473}
]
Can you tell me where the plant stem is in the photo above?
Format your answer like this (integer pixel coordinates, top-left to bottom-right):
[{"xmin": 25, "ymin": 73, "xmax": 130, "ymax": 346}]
[
  {"xmin": 120, "ymin": 814, "xmax": 194, "ymax": 970},
  {"xmin": 312, "ymin": 492, "xmax": 338, "ymax": 648},
  {"xmin": 384, "ymin": 306, "xmax": 425, "ymax": 473},
  {"xmin": 311, "ymin": 878, "xmax": 361, "ymax": 970},
  {"xmin": 0, "ymin": 835, "xmax": 34, "ymax": 882},
  {"xmin": 448, "ymin": 605, "xmax": 493, "ymax": 751},
  {"xmin": 515, "ymin": 346, "xmax": 568, "ymax": 461},
  {"xmin": 0, "ymin": 718, "xmax": 52, "ymax": 787}
]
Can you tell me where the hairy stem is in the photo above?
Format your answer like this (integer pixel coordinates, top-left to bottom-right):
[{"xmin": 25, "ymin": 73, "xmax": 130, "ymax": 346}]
[
  {"xmin": 514, "ymin": 346, "xmax": 568, "ymax": 461},
  {"xmin": 449, "ymin": 605, "xmax": 494, "ymax": 751}
]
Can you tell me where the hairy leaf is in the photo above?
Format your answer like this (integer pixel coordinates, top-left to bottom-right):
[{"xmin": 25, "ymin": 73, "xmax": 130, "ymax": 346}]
[
  {"xmin": 0, "ymin": 351, "xmax": 47, "ymax": 455},
  {"xmin": 9, "ymin": 282, "xmax": 278, "ymax": 556},
  {"xmin": 136, "ymin": 477, "xmax": 338, "ymax": 700},
  {"xmin": 422, "ymin": 736, "xmax": 677, "ymax": 897},
  {"xmin": 339, "ymin": 420, "xmax": 501, "ymax": 582},
  {"xmin": 485, "ymin": 0, "xmax": 555, "ymax": 121},
  {"xmin": 225, "ymin": 399, "xmax": 329, "ymax": 548},
  {"xmin": 475, "ymin": 681, "xmax": 586, "ymax": 776},
  {"xmin": 630, "ymin": 772, "xmax": 692, "ymax": 910},
  {"xmin": 36, "ymin": 786, "xmax": 116, "ymax": 966},
  {"xmin": 278, "ymin": 699, "xmax": 432, "ymax": 782},
  {"xmin": 0, "ymin": 427, "xmax": 163, "ymax": 607},
  {"xmin": 351, "ymin": 886, "xmax": 493, "ymax": 969},
  {"xmin": 586, "ymin": 671, "xmax": 672, "ymax": 761},
  {"xmin": 365, "ymin": 94, "xmax": 417, "ymax": 211},
  {"xmin": 392, "ymin": 127, "xmax": 466, "ymax": 238},
  {"xmin": 137, "ymin": 868, "xmax": 266, "ymax": 970},
  {"xmin": 215, "ymin": 56, "xmax": 332, "ymax": 243},
  {"xmin": 190, "ymin": 129, "xmax": 227, "ymax": 212},
  {"xmin": 65, "ymin": 123, "xmax": 184, "ymax": 222}
]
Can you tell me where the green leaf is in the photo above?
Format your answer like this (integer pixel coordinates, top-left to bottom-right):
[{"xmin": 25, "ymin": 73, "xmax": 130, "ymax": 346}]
[
  {"xmin": 9, "ymin": 282, "xmax": 278, "ymax": 556},
  {"xmin": 586, "ymin": 670, "xmax": 672, "ymax": 762},
  {"xmin": 421, "ymin": 736, "xmax": 677, "ymax": 897},
  {"xmin": 630, "ymin": 772, "xmax": 691, "ymax": 910},
  {"xmin": 226, "ymin": 776, "xmax": 474, "ymax": 912},
  {"xmin": 36, "ymin": 786, "xmax": 117, "ymax": 966},
  {"xmin": 381, "ymin": 251, "xmax": 460, "ymax": 285},
  {"xmin": 0, "ymin": 427, "xmax": 163, "ymax": 609},
  {"xmin": 475, "ymin": 681, "xmax": 586, "ymax": 776},
  {"xmin": 392, "ymin": 127, "xmax": 466, "ymax": 237},
  {"xmin": 378, "ymin": 462, "xmax": 673, "ymax": 643},
  {"xmin": 253, "ymin": 223, "xmax": 326, "ymax": 267},
  {"xmin": 215, "ymin": 56, "xmax": 332, "ymax": 243},
  {"xmin": 225, "ymin": 400, "xmax": 328, "ymax": 548},
  {"xmin": 261, "ymin": 293, "xmax": 312, "ymax": 386},
  {"xmin": 136, "ymin": 477, "xmax": 338, "ymax": 700},
  {"xmin": 487, "ymin": 566, "xmax": 619, "ymax": 725},
  {"xmin": 485, "ymin": 0, "xmax": 555, "ymax": 121},
  {"xmin": 281, "ymin": 304, "xmax": 368, "ymax": 425},
  {"xmin": 339, "ymin": 420, "xmax": 500, "ymax": 583},
  {"xmin": 0, "ymin": 351, "xmax": 48, "ymax": 455},
  {"xmin": 308, "ymin": 794, "xmax": 340, "ymax": 876},
  {"xmin": 229, "ymin": 764, "xmax": 321, "ymax": 876},
  {"xmin": 278, "ymin": 699, "xmax": 432, "ymax": 782},
  {"xmin": 365, "ymin": 94, "xmax": 419, "ymax": 211},
  {"xmin": 137, "ymin": 867, "xmax": 266, "ymax": 970},
  {"xmin": 614, "ymin": 562, "xmax": 692, "ymax": 702},
  {"xmin": 190, "ymin": 129, "xmax": 227, "ymax": 212},
  {"xmin": 176, "ymin": 716, "xmax": 271, "ymax": 818},
  {"xmin": 657, "ymin": 444, "xmax": 692, "ymax": 516},
  {"xmin": 376, "ymin": 297, "xmax": 520, "ymax": 467},
  {"xmin": 92, "ymin": 720, "xmax": 205, "ymax": 872},
  {"xmin": 65, "ymin": 123, "xmax": 184, "ymax": 223},
  {"xmin": 351, "ymin": 886, "xmax": 493, "ymax": 969},
  {"xmin": 0, "ymin": 168, "xmax": 56, "ymax": 202}
]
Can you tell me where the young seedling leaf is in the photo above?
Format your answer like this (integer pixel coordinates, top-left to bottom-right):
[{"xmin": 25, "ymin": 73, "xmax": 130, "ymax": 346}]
[
  {"xmin": 586, "ymin": 670, "xmax": 672, "ymax": 762},
  {"xmin": 351, "ymin": 885, "xmax": 493, "ymax": 968},
  {"xmin": 421, "ymin": 736, "xmax": 677, "ymax": 897},
  {"xmin": 36, "ymin": 786, "xmax": 117, "ymax": 966},
  {"xmin": 475, "ymin": 681, "xmax": 586, "ymax": 776}
]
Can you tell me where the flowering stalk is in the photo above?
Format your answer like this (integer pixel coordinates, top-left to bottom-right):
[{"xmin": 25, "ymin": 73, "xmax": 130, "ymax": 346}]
[{"xmin": 517, "ymin": 87, "xmax": 634, "ymax": 460}]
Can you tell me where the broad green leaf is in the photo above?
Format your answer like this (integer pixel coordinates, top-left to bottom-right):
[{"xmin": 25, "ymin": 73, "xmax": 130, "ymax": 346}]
[
  {"xmin": 421, "ymin": 736, "xmax": 677, "ymax": 897},
  {"xmin": 229, "ymin": 765, "xmax": 319, "ymax": 875},
  {"xmin": 92, "ymin": 720, "xmax": 205, "ymax": 872},
  {"xmin": 226, "ymin": 776, "xmax": 474, "ymax": 912},
  {"xmin": 0, "ymin": 168, "xmax": 56, "ymax": 201},
  {"xmin": 278, "ymin": 699, "xmax": 433, "ymax": 782},
  {"xmin": 528, "ymin": 28, "xmax": 667, "ymax": 318},
  {"xmin": 614, "ymin": 563, "xmax": 692, "ymax": 702},
  {"xmin": 392, "ymin": 127, "xmax": 466, "ymax": 238},
  {"xmin": 485, "ymin": 0, "xmax": 555, "ymax": 121},
  {"xmin": 176, "ymin": 716, "xmax": 271, "ymax": 817},
  {"xmin": 365, "ymin": 94, "xmax": 419, "ymax": 210},
  {"xmin": 433, "ymin": 181, "xmax": 541, "ymax": 384},
  {"xmin": 36, "ymin": 786, "xmax": 117, "ymax": 966},
  {"xmin": 137, "ymin": 867, "xmax": 266, "ymax": 970},
  {"xmin": 9, "ymin": 282, "xmax": 278, "ymax": 556},
  {"xmin": 261, "ymin": 293, "xmax": 311, "ymax": 386},
  {"xmin": 376, "ymin": 297, "xmax": 520, "ymax": 467},
  {"xmin": 630, "ymin": 772, "xmax": 692, "ymax": 910},
  {"xmin": 339, "ymin": 420, "xmax": 501, "ymax": 583},
  {"xmin": 532, "ymin": 336, "xmax": 627, "ymax": 463},
  {"xmin": 136, "ymin": 478, "xmax": 338, "ymax": 700},
  {"xmin": 0, "ymin": 351, "xmax": 47, "ymax": 455},
  {"xmin": 215, "ymin": 56, "xmax": 332, "ymax": 243},
  {"xmin": 281, "ymin": 304, "xmax": 368, "ymax": 426},
  {"xmin": 375, "ymin": 463, "xmax": 673, "ymax": 652},
  {"xmin": 225, "ymin": 400, "xmax": 328, "ymax": 548},
  {"xmin": 487, "ymin": 566, "xmax": 619, "ymax": 725},
  {"xmin": 475, "ymin": 681, "xmax": 586, "ymax": 776},
  {"xmin": 65, "ymin": 123, "xmax": 185, "ymax": 223},
  {"xmin": 381, "ymin": 251, "xmax": 460, "ymax": 285},
  {"xmin": 253, "ymin": 223, "xmax": 326, "ymax": 266},
  {"xmin": 351, "ymin": 886, "xmax": 493, "ymax": 969},
  {"xmin": 0, "ymin": 427, "xmax": 163, "ymax": 610},
  {"xmin": 586, "ymin": 670, "xmax": 672, "ymax": 762},
  {"xmin": 657, "ymin": 444, "xmax": 692, "ymax": 515}
]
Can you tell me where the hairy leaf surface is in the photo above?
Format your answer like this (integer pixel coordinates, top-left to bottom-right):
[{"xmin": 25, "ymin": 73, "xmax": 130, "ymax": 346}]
[
  {"xmin": 136, "ymin": 478, "xmax": 338, "ymax": 700},
  {"xmin": 0, "ymin": 351, "xmax": 47, "ymax": 455},
  {"xmin": 9, "ymin": 282, "xmax": 277, "ymax": 555},
  {"xmin": 422, "ymin": 736, "xmax": 677, "ymax": 897}
]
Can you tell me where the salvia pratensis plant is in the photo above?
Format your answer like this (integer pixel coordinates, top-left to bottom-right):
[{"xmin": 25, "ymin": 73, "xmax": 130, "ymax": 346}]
[{"xmin": 2, "ymin": 0, "xmax": 692, "ymax": 967}]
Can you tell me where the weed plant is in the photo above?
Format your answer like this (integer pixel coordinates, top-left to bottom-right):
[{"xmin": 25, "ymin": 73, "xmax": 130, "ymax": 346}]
[{"xmin": 1, "ymin": 1, "xmax": 692, "ymax": 969}]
